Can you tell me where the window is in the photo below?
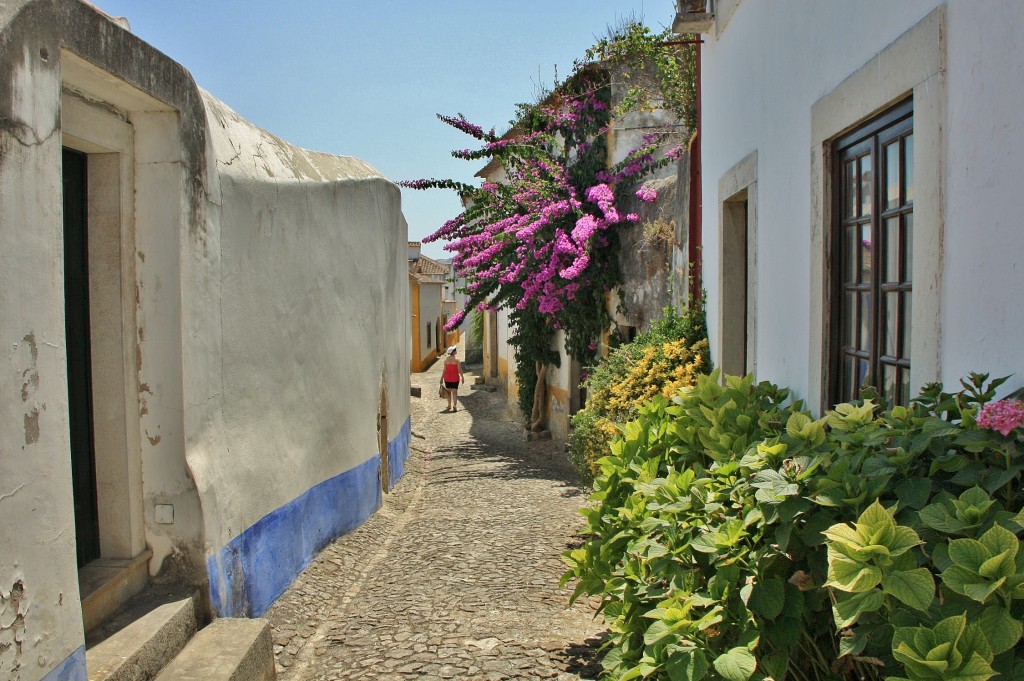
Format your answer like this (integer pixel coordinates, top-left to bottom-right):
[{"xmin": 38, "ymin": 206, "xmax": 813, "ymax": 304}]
[{"xmin": 832, "ymin": 99, "xmax": 914, "ymax": 406}]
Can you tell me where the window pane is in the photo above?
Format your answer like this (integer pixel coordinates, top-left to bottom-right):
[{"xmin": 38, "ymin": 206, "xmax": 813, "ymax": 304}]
[
  {"xmin": 843, "ymin": 291, "xmax": 856, "ymax": 348},
  {"xmin": 901, "ymin": 292, "xmax": 913, "ymax": 360},
  {"xmin": 882, "ymin": 364, "xmax": 898, "ymax": 406},
  {"xmin": 904, "ymin": 134, "xmax": 914, "ymax": 205},
  {"xmin": 845, "ymin": 160, "xmax": 857, "ymax": 219},
  {"xmin": 858, "ymin": 358, "xmax": 871, "ymax": 393},
  {"xmin": 905, "ymin": 212, "xmax": 913, "ymax": 282},
  {"xmin": 842, "ymin": 226, "xmax": 857, "ymax": 284},
  {"xmin": 860, "ymin": 224, "xmax": 872, "ymax": 282},
  {"xmin": 885, "ymin": 142, "xmax": 900, "ymax": 210},
  {"xmin": 860, "ymin": 154, "xmax": 873, "ymax": 217},
  {"xmin": 859, "ymin": 292, "xmax": 871, "ymax": 351},
  {"xmin": 884, "ymin": 292, "xmax": 899, "ymax": 357},
  {"xmin": 885, "ymin": 217, "xmax": 900, "ymax": 283},
  {"xmin": 842, "ymin": 355, "xmax": 856, "ymax": 402}
]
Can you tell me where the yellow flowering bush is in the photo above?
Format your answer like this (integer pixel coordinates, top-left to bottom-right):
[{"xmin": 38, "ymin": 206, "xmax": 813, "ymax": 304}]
[{"xmin": 568, "ymin": 301, "xmax": 710, "ymax": 480}]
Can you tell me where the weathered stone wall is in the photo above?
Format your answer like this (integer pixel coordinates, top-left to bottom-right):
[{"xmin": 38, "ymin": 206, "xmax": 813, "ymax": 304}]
[{"xmin": 615, "ymin": 159, "xmax": 690, "ymax": 334}]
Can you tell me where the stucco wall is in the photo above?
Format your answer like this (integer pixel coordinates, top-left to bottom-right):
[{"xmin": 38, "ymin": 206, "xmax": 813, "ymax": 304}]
[
  {"xmin": 200, "ymin": 94, "xmax": 411, "ymax": 617},
  {"xmin": 700, "ymin": 0, "xmax": 1024, "ymax": 406},
  {"xmin": 1, "ymin": 2, "xmax": 411, "ymax": 677},
  {"xmin": 0, "ymin": 3, "xmax": 85, "ymax": 675},
  {"xmin": 418, "ymin": 281, "xmax": 442, "ymax": 365}
]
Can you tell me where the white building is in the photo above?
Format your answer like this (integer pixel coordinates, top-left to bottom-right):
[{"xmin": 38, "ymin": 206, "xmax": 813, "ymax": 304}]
[
  {"xmin": 0, "ymin": 2, "xmax": 410, "ymax": 679},
  {"xmin": 686, "ymin": 0, "xmax": 1024, "ymax": 411}
]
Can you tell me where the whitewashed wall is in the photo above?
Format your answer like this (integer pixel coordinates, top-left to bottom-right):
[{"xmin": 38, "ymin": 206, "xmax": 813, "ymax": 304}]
[
  {"xmin": 418, "ymin": 281, "xmax": 443, "ymax": 362},
  {"xmin": 0, "ymin": 4, "xmax": 85, "ymax": 675},
  {"xmin": 0, "ymin": 3, "xmax": 411, "ymax": 678},
  {"xmin": 700, "ymin": 0, "xmax": 1024, "ymax": 408},
  {"xmin": 200, "ymin": 95, "xmax": 411, "ymax": 617}
]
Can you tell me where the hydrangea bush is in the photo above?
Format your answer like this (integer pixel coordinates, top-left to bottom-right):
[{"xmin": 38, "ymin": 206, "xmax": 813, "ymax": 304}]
[{"xmin": 563, "ymin": 372, "xmax": 1024, "ymax": 681}]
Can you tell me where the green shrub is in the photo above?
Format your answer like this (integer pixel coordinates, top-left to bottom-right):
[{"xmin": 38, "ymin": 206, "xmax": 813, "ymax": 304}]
[
  {"xmin": 562, "ymin": 371, "xmax": 1024, "ymax": 681},
  {"xmin": 568, "ymin": 299, "xmax": 710, "ymax": 481}
]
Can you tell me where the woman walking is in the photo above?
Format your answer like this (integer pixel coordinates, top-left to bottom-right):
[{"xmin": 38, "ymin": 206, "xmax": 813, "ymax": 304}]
[{"xmin": 440, "ymin": 346, "xmax": 465, "ymax": 412}]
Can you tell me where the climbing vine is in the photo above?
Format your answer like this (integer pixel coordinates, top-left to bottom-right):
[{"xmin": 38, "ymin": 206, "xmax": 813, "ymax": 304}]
[{"xmin": 402, "ymin": 22, "xmax": 696, "ymax": 417}]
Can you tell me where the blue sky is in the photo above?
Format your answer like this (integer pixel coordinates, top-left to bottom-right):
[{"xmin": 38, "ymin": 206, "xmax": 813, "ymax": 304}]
[{"xmin": 94, "ymin": 1, "xmax": 673, "ymax": 259}]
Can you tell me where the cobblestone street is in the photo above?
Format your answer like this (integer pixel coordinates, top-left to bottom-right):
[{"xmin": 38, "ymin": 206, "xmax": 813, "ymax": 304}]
[{"xmin": 265, "ymin": 358, "xmax": 605, "ymax": 680}]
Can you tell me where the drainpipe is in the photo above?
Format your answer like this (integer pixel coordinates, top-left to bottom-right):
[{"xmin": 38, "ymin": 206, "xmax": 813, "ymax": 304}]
[
  {"xmin": 658, "ymin": 37, "xmax": 704, "ymax": 307},
  {"xmin": 687, "ymin": 39, "xmax": 703, "ymax": 306}
]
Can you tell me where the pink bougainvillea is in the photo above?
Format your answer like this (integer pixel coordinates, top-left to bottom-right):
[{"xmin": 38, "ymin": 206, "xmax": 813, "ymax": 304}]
[
  {"xmin": 635, "ymin": 185, "xmax": 658, "ymax": 203},
  {"xmin": 401, "ymin": 70, "xmax": 684, "ymax": 367},
  {"xmin": 977, "ymin": 399, "xmax": 1024, "ymax": 436}
]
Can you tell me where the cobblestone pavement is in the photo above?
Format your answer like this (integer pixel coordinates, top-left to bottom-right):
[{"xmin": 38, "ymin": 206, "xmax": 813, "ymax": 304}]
[{"xmin": 266, "ymin": 356, "xmax": 606, "ymax": 680}]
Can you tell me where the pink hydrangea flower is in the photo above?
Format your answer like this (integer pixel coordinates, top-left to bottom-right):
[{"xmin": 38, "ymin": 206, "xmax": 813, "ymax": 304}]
[
  {"xmin": 635, "ymin": 186, "xmax": 658, "ymax": 203},
  {"xmin": 977, "ymin": 399, "xmax": 1024, "ymax": 436}
]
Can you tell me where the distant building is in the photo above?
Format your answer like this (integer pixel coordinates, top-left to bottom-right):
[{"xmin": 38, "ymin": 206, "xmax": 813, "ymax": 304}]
[
  {"xmin": 408, "ymin": 243, "xmax": 455, "ymax": 371},
  {"xmin": 0, "ymin": 2, "xmax": 410, "ymax": 678}
]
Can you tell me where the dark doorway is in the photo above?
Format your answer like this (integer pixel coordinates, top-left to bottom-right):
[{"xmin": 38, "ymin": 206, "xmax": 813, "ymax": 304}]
[
  {"xmin": 63, "ymin": 147, "xmax": 101, "ymax": 568},
  {"xmin": 722, "ymin": 194, "xmax": 749, "ymax": 377}
]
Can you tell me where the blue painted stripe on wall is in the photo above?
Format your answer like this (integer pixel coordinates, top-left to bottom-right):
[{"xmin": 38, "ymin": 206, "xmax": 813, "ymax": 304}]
[
  {"xmin": 207, "ymin": 416, "xmax": 411, "ymax": 617},
  {"xmin": 388, "ymin": 417, "xmax": 412, "ymax": 489},
  {"xmin": 42, "ymin": 645, "xmax": 86, "ymax": 681}
]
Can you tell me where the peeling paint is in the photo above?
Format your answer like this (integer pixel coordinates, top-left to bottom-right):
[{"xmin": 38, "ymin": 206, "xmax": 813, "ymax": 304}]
[
  {"xmin": 23, "ymin": 408, "xmax": 39, "ymax": 445},
  {"xmin": 0, "ymin": 580, "xmax": 27, "ymax": 678},
  {"xmin": 146, "ymin": 431, "xmax": 161, "ymax": 446}
]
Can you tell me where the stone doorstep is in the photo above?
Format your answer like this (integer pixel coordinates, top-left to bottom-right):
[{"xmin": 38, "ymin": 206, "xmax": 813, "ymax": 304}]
[
  {"xmin": 154, "ymin": 618, "xmax": 276, "ymax": 681},
  {"xmin": 80, "ymin": 549, "xmax": 153, "ymax": 634},
  {"xmin": 86, "ymin": 595, "xmax": 197, "ymax": 681}
]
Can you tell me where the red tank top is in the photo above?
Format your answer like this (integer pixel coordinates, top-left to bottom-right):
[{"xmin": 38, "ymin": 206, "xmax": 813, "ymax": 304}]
[{"xmin": 443, "ymin": 361, "xmax": 460, "ymax": 382}]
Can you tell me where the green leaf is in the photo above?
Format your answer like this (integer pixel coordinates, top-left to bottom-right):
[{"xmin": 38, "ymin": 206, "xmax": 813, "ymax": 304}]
[
  {"xmin": 946, "ymin": 653, "xmax": 995, "ymax": 681},
  {"xmin": 665, "ymin": 649, "xmax": 708, "ymax": 681},
  {"xmin": 858, "ymin": 501, "xmax": 897, "ymax": 546},
  {"xmin": 882, "ymin": 568, "xmax": 936, "ymax": 611},
  {"xmin": 747, "ymin": 577, "xmax": 785, "ymax": 621},
  {"xmin": 888, "ymin": 526, "xmax": 925, "ymax": 556},
  {"xmin": 977, "ymin": 606, "xmax": 1023, "ymax": 655},
  {"xmin": 948, "ymin": 538, "xmax": 990, "ymax": 571},
  {"xmin": 833, "ymin": 588, "xmax": 884, "ymax": 628},
  {"xmin": 827, "ymin": 555, "xmax": 883, "ymax": 592},
  {"xmin": 712, "ymin": 648, "xmax": 756, "ymax": 681},
  {"xmin": 978, "ymin": 549, "xmax": 1014, "ymax": 580},
  {"xmin": 895, "ymin": 477, "xmax": 933, "ymax": 510},
  {"xmin": 980, "ymin": 464, "xmax": 1023, "ymax": 496},
  {"xmin": 920, "ymin": 503, "xmax": 970, "ymax": 535},
  {"xmin": 1002, "ymin": 508, "xmax": 1024, "ymax": 532},
  {"xmin": 941, "ymin": 565, "xmax": 1005, "ymax": 604},
  {"xmin": 978, "ymin": 524, "xmax": 1019, "ymax": 560},
  {"xmin": 837, "ymin": 631, "xmax": 868, "ymax": 658},
  {"xmin": 785, "ymin": 412, "xmax": 812, "ymax": 438}
]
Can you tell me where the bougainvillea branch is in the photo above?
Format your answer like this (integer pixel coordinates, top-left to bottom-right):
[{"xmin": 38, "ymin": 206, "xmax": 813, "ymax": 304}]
[{"xmin": 403, "ymin": 22, "xmax": 693, "ymax": 415}]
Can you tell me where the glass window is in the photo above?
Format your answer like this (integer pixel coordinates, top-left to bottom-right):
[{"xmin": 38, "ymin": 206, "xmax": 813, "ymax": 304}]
[{"xmin": 832, "ymin": 100, "xmax": 913, "ymax": 406}]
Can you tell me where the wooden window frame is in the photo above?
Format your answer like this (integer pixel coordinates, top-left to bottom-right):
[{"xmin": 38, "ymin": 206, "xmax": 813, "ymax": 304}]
[{"xmin": 830, "ymin": 98, "xmax": 914, "ymax": 406}]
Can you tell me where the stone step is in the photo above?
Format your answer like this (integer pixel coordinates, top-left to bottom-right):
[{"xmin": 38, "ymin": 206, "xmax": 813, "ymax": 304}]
[
  {"xmin": 154, "ymin": 618, "xmax": 276, "ymax": 681},
  {"xmin": 87, "ymin": 595, "xmax": 197, "ymax": 681},
  {"xmin": 80, "ymin": 550, "xmax": 153, "ymax": 633}
]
